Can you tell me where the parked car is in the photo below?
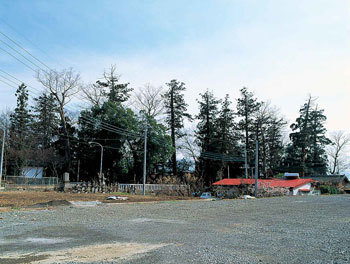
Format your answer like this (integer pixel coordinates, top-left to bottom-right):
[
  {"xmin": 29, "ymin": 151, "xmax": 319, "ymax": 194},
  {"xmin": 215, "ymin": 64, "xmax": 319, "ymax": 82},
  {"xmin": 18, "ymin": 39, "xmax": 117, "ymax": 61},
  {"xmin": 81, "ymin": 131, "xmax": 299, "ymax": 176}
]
[
  {"xmin": 200, "ymin": 192, "xmax": 212, "ymax": 199},
  {"xmin": 191, "ymin": 191, "xmax": 201, "ymax": 197}
]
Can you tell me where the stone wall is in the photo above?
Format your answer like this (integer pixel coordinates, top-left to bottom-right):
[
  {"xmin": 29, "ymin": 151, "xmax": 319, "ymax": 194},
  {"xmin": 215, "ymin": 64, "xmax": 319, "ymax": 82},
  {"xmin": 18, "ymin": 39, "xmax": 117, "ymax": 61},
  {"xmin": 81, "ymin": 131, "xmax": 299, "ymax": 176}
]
[{"xmin": 58, "ymin": 182, "xmax": 118, "ymax": 193}]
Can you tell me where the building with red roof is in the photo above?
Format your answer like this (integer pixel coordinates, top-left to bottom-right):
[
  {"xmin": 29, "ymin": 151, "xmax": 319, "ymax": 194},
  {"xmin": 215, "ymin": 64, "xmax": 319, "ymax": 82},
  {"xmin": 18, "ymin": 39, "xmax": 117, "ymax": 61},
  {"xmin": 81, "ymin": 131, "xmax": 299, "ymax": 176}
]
[{"xmin": 213, "ymin": 178, "xmax": 316, "ymax": 196}]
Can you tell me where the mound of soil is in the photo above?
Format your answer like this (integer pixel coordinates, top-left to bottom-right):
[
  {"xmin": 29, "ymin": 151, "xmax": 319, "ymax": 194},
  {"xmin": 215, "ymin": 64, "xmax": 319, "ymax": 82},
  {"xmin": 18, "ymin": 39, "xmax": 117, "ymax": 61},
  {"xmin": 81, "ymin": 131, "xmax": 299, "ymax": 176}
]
[{"xmin": 27, "ymin": 200, "xmax": 71, "ymax": 208}]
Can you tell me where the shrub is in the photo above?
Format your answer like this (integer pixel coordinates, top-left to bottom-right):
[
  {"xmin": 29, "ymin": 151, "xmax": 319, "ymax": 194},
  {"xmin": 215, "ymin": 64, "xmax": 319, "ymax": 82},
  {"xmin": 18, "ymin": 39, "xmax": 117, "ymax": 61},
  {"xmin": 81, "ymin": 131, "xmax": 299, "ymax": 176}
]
[{"xmin": 320, "ymin": 185, "xmax": 339, "ymax": 194}]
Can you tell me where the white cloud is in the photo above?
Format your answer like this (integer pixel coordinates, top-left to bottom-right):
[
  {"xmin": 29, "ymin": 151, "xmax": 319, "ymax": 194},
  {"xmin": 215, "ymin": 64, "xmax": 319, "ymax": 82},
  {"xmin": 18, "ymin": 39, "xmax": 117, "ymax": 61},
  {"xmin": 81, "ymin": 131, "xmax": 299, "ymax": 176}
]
[{"xmin": 1, "ymin": 0, "xmax": 350, "ymax": 134}]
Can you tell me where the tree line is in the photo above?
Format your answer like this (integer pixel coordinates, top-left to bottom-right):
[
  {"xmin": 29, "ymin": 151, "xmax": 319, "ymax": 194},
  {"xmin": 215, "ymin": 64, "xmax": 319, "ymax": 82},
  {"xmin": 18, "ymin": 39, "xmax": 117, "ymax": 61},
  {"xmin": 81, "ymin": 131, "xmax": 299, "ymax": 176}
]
[{"xmin": 0, "ymin": 66, "xmax": 348, "ymax": 187}]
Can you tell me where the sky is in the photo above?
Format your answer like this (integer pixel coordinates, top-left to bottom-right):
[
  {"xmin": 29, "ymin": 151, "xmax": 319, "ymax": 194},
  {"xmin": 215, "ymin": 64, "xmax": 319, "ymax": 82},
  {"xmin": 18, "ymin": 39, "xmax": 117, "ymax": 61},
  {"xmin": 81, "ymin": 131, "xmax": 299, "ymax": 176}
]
[{"xmin": 0, "ymin": 0, "xmax": 349, "ymax": 135}]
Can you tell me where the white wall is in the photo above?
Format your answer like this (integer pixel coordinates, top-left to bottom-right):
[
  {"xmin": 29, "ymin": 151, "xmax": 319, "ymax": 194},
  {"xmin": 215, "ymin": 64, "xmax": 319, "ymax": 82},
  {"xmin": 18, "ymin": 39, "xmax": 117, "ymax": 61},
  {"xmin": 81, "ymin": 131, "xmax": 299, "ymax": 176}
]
[{"xmin": 293, "ymin": 183, "xmax": 312, "ymax": 195}]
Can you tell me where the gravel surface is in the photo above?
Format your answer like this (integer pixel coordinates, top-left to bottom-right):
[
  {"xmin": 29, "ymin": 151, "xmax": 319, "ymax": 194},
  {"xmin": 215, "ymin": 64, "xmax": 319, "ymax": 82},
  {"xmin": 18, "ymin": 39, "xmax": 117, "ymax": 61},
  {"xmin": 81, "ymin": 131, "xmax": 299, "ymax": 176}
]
[{"xmin": 0, "ymin": 195, "xmax": 349, "ymax": 263}]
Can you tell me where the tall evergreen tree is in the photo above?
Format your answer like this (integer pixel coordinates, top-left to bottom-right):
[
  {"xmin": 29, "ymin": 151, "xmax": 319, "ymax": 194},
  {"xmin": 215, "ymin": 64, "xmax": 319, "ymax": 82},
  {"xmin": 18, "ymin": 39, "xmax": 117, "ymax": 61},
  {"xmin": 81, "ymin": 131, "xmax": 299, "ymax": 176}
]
[
  {"xmin": 215, "ymin": 95, "xmax": 241, "ymax": 179},
  {"xmin": 29, "ymin": 93, "xmax": 62, "ymax": 177},
  {"xmin": 32, "ymin": 93, "xmax": 60, "ymax": 148},
  {"xmin": 163, "ymin": 79, "xmax": 192, "ymax": 176},
  {"xmin": 265, "ymin": 115, "xmax": 286, "ymax": 175},
  {"xmin": 236, "ymin": 87, "xmax": 260, "ymax": 177},
  {"xmin": 9, "ymin": 84, "xmax": 33, "ymax": 173},
  {"xmin": 10, "ymin": 84, "xmax": 32, "ymax": 137},
  {"xmin": 96, "ymin": 65, "xmax": 133, "ymax": 103},
  {"xmin": 78, "ymin": 67, "xmax": 135, "ymax": 182},
  {"xmin": 307, "ymin": 106, "xmax": 331, "ymax": 174},
  {"xmin": 195, "ymin": 90, "xmax": 221, "ymax": 184},
  {"xmin": 289, "ymin": 96, "xmax": 313, "ymax": 176},
  {"xmin": 78, "ymin": 102, "xmax": 133, "ymax": 183},
  {"xmin": 78, "ymin": 101, "xmax": 172, "ymax": 183},
  {"xmin": 285, "ymin": 97, "xmax": 331, "ymax": 176},
  {"xmin": 145, "ymin": 117, "xmax": 173, "ymax": 180}
]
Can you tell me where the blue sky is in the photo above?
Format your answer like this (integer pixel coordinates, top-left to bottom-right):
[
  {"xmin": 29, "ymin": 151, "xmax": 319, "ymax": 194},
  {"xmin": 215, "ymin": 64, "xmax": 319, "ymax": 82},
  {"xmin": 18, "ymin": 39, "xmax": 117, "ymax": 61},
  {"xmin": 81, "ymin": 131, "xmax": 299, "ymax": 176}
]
[{"xmin": 0, "ymin": 0, "xmax": 350, "ymax": 135}]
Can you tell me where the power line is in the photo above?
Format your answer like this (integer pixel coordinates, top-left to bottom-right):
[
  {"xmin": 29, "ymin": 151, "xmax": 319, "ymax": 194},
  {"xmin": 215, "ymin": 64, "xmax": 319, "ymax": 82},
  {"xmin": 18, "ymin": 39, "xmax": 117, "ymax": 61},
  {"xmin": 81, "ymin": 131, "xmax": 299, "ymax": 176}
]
[
  {"xmin": 79, "ymin": 116, "xmax": 142, "ymax": 138},
  {"xmin": 0, "ymin": 68, "xmax": 141, "ymax": 139},
  {"xmin": 0, "ymin": 18, "xmax": 65, "ymax": 69},
  {"xmin": 200, "ymin": 151, "xmax": 244, "ymax": 162},
  {"xmin": 0, "ymin": 73, "xmax": 26, "ymax": 88},
  {"xmin": 1, "ymin": 71, "xmax": 169, "ymax": 147},
  {"xmin": 0, "ymin": 78, "xmax": 17, "ymax": 89},
  {"xmin": 22, "ymin": 129, "xmax": 127, "ymax": 151},
  {"xmin": 0, "ymin": 47, "xmax": 140, "ymax": 138},
  {"xmin": 27, "ymin": 127, "xmax": 145, "ymax": 154},
  {"xmin": 0, "ymin": 38, "xmax": 47, "ymax": 72},
  {"xmin": 0, "ymin": 29, "xmax": 170, "ymax": 147},
  {"xmin": 0, "ymin": 29, "xmax": 52, "ymax": 70},
  {"xmin": 0, "ymin": 69, "xmax": 27, "ymax": 84},
  {"xmin": 0, "ymin": 69, "xmax": 43, "ymax": 97},
  {"xmin": 0, "ymin": 32, "xmax": 162, "ymax": 181},
  {"xmin": 80, "ymin": 115, "xmax": 143, "ymax": 137},
  {"xmin": 0, "ymin": 46, "xmax": 38, "ymax": 72}
]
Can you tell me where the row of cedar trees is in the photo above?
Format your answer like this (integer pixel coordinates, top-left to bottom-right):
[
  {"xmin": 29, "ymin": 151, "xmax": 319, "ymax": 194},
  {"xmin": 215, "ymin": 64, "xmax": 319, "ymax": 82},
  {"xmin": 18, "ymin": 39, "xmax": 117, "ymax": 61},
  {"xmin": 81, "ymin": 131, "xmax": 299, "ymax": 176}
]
[{"xmin": 1, "ymin": 67, "xmax": 331, "ymax": 186}]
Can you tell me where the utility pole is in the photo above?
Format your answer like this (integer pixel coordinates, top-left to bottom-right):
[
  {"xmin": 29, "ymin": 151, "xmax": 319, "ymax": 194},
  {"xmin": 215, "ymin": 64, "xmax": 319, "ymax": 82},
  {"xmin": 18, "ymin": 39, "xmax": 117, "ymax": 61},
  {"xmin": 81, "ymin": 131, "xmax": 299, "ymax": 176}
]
[
  {"xmin": 89, "ymin": 142, "xmax": 103, "ymax": 185},
  {"xmin": 142, "ymin": 121, "xmax": 148, "ymax": 195},
  {"xmin": 244, "ymin": 145, "xmax": 248, "ymax": 178},
  {"xmin": 77, "ymin": 160, "xmax": 80, "ymax": 182},
  {"xmin": 0, "ymin": 128, "xmax": 5, "ymax": 188},
  {"xmin": 254, "ymin": 140, "xmax": 258, "ymax": 197},
  {"xmin": 227, "ymin": 164, "xmax": 230, "ymax": 179}
]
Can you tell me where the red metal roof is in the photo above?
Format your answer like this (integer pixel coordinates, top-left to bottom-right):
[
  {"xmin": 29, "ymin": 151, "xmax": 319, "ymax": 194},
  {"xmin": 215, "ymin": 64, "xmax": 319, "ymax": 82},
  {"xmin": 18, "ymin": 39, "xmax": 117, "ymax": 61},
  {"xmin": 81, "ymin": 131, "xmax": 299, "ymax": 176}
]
[
  {"xmin": 212, "ymin": 178, "xmax": 315, "ymax": 188},
  {"xmin": 299, "ymin": 189, "xmax": 311, "ymax": 192}
]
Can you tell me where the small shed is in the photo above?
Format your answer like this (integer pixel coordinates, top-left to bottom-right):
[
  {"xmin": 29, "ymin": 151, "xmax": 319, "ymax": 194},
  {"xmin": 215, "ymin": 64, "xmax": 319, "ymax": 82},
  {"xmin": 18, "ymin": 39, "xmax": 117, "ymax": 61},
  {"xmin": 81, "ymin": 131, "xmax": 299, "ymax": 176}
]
[
  {"xmin": 21, "ymin": 167, "xmax": 44, "ymax": 178},
  {"xmin": 284, "ymin": 172, "xmax": 299, "ymax": 179}
]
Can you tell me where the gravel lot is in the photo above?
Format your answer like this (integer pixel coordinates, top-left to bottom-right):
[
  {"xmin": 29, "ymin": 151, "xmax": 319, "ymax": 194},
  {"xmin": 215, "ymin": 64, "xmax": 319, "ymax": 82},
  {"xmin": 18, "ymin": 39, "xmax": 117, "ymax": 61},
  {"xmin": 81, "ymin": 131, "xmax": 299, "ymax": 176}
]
[{"xmin": 0, "ymin": 195, "xmax": 349, "ymax": 263}]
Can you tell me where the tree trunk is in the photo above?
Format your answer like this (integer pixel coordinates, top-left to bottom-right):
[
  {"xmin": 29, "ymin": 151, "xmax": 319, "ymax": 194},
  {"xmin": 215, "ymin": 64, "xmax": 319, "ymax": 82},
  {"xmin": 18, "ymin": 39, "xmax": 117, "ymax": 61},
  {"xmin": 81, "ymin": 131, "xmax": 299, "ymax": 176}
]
[
  {"xmin": 301, "ymin": 97, "xmax": 311, "ymax": 177},
  {"xmin": 331, "ymin": 151, "xmax": 339, "ymax": 175},
  {"xmin": 170, "ymin": 89, "xmax": 177, "ymax": 176},
  {"xmin": 59, "ymin": 108, "xmax": 72, "ymax": 175}
]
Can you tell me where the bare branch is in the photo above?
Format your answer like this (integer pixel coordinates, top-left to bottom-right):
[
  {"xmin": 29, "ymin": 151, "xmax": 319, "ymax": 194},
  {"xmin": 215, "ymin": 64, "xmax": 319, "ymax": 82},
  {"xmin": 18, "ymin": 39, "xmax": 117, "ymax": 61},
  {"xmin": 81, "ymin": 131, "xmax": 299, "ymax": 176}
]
[
  {"xmin": 132, "ymin": 83, "xmax": 165, "ymax": 118},
  {"xmin": 36, "ymin": 68, "xmax": 81, "ymax": 108},
  {"xmin": 36, "ymin": 68, "xmax": 81, "ymax": 172},
  {"xmin": 327, "ymin": 130, "xmax": 350, "ymax": 174},
  {"xmin": 81, "ymin": 83, "xmax": 106, "ymax": 107},
  {"xmin": 178, "ymin": 127, "xmax": 200, "ymax": 163}
]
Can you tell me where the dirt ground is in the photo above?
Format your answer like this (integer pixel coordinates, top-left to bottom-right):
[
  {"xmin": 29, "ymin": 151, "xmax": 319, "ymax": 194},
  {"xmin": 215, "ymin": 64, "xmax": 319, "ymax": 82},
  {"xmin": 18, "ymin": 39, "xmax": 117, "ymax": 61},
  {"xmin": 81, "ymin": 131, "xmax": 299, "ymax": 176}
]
[
  {"xmin": 0, "ymin": 190, "xmax": 194, "ymax": 209},
  {"xmin": 1, "ymin": 242, "xmax": 168, "ymax": 264}
]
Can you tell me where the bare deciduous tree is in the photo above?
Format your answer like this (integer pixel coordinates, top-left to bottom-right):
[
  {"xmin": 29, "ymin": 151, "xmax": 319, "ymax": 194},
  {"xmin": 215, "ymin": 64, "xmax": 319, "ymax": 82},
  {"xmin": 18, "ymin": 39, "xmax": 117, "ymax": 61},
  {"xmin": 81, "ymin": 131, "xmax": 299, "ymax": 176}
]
[
  {"xmin": 133, "ymin": 83, "xmax": 164, "ymax": 118},
  {"xmin": 255, "ymin": 101, "xmax": 287, "ymax": 177},
  {"xmin": 255, "ymin": 101, "xmax": 271, "ymax": 176},
  {"xmin": 178, "ymin": 127, "xmax": 200, "ymax": 164},
  {"xmin": 81, "ymin": 83, "xmax": 106, "ymax": 107},
  {"xmin": 37, "ymin": 68, "xmax": 81, "ymax": 173},
  {"xmin": 0, "ymin": 109, "xmax": 11, "ymax": 177},
  {"xmin": 0, "ymin": 109, "xmax": 11, "ymax": 128},
  {"xmin": 327, "ymin": 130, "xmax": 350, "ymax": 174}
]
